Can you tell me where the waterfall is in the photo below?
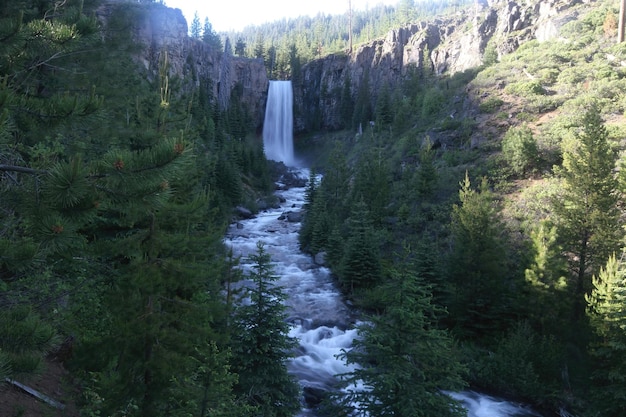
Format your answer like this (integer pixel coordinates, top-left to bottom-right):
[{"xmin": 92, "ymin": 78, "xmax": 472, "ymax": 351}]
[{"xmin": 263, "ymin": 80, "xmax": 295, "ymax": 166}]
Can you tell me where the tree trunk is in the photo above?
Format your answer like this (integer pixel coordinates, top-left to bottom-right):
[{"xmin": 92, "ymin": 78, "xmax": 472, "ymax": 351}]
[
  {"xmin": 348, "ymin": 0, "xmax": 353, "ymax": 54},
  {"xmin": 348, "ymin": 0, "xmax": 352, "ymax": 54},
  {"xmin": 617, "ymin": 0, "xmax": 626, "ymax": 43},
  {"xmin": 575, "ymin": 232, "xmax": 589, "ymax": 319}
]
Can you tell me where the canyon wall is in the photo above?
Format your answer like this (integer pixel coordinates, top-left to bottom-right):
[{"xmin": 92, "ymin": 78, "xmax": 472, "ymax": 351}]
[
  {"xmin": 296, "ymin": 0, "xmax": 586, "ymax": 131},
  {"xmin": 96, "ymin": 1, "xmax": 269, "ymax": 128},
  {"xmin": 96, "ymin": 0, "xmax": 592, "ymax": 133}
]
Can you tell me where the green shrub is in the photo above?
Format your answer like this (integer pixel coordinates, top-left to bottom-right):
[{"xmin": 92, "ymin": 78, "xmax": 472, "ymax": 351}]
[
  {"xmin": 439, "ymin": 117, "xmax": 463, "ymax": 131},
  {"xmin": 537, "ymin": 67, "xmax": 560, "ymax": 84},
  {"xmin": 557, "ymin": 66, "xmax": 587, "ymax": 88},
  {"xmin": 505, "ymin": 79, "xmax": 545, "ymax": 96},
  {"xmin": 442, "ymin": 148, "xmax": 480, "ymax": 167},
  {"xmin": 420, "ymin": 87, "xmax": 446, "ymax": 119},
  {"xmin": 502, "ymin": 124, "xmax": 539, "ymax": 176},
  {"xmin": 483, "ymin": 41, "xmax": 498, "ymax": 66},
  {"xmin": 524, "ymin": 95, "xmax": 562, "ymax": 114},
  {"xmin": 516, "ymin": 112, "xmax": 536, "ymax": 122},
  {"xmin": 479, "ymin": 97, "xmax": 504, "ymax": 113}
]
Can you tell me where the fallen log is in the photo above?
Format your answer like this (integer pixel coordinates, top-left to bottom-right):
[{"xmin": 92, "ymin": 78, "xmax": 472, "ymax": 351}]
[{"xmin": 5, "ymin": 378, "xmax": 66, "ymax": 410}]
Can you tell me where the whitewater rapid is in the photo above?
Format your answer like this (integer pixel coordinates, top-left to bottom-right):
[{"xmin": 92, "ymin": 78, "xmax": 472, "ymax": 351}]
[{"xmin": 225, "ymin": 167, "xmax": 543, "ymax": 417}]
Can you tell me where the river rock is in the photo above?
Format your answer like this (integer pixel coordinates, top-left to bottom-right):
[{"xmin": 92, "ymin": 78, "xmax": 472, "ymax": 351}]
[
  {"xmin": 303, "ymin": 386, "xmax": 328, "ymax": 408},
  {"xmin": 314, "ymin": 251, "xmax": 327, "ymax": 266},
  {"xmin": 234, "ymin": 206, "xmax": 253, "ymax": 219},
  {"xmin": 286, "ymin": 211, "xmax": 303, "ymax": 223},
  {"xmin": 257, "ymin": 195, "xmax": 281, "ymax": 210}
]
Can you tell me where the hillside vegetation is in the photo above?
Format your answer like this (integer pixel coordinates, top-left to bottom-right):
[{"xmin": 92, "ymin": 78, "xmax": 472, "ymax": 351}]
[
  {"xmin": 2, "ymin": 0, "xmax": 626, "ymax": 416},
  {"xmin": 297, "ymin": 0, "xmax": 626, "ymax": 415},
  {"xmin": 0, "ymin": 0, "xmax": 280, "ymax": 415}
]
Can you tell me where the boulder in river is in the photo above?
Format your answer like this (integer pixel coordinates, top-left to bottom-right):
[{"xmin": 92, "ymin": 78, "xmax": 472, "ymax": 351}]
[
  {"xmin": 234, "ymin": 206, "xmax": 254, "ymax": 219},
  {"xmin": 286, "ymin": 211, "xmax": 303, "ymax": 223},
  {"xmin": 314, "ymin": 251, "xmax": 327, "ymax": 266}
]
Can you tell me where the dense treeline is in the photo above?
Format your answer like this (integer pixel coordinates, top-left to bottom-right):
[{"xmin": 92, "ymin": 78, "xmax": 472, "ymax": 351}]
[
  {"xmin": 217, "ymin": 0, "xmax": 473, "ymax": 79},
  {"xmin": 0, "ymin": 1, "xmax": 299, "ymax": 415},
  {"xmin": 298, "ymin": 1, "xmax": 626, "ymax": 416}
]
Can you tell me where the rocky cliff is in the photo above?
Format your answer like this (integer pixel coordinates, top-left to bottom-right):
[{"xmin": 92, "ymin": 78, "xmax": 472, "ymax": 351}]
[
  {"xmin": 295, "ymin": 0, "xmax": 589, "ymax": 131},
  {"xmin": 95, "ymin": 0, "xmax": 595, "ymax": 134},
  {"xmin": 96, "ymin": 1, "xmax": 269, "ymax": 128}
]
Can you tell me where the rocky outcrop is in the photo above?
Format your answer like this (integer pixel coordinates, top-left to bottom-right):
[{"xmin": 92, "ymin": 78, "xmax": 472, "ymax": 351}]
[
  {"xmin": 95, "ymin": 0, "xmax": 592, "ymax": 134},
  {"xmin": 296, "ymin": 0, "xmax": 587, "ymax": 131},
  {"xmin": 96, "ymin": 1, "xmax": 268, "ymax": 127}
]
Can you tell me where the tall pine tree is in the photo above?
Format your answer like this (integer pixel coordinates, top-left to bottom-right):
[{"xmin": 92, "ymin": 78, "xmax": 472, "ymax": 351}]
[
  {"xmin": 447, "ymin": 173, "xmax": 511, "ymax": 338},
  {"xmin": 554, "ymin": 104, "xmax": 620, "ymax": 317},
  {"xmin": 230, "ymin": 242, "xmax": 301, "ymax": 417},
  {"xmin": 339, "ymin": 200, "xmax": 382, "ymax": 293},
  {"xmin": 586, "ymin": 253, "xmax": 626, "ymax": 416},
  {"xmin": 337, "ymin": 245, "xmax": 466, "ymax": 417}
]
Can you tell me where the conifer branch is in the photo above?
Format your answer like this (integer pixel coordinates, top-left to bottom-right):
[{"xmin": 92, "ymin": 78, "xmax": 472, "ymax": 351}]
[{"xmin": 0, "ymin": 164, "xmax": 45, "ymax": 175}]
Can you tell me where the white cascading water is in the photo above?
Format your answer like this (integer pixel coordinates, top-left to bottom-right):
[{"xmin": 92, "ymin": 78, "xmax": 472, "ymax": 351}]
[
  {"xmin": 224, "ymin": 169, "xmax": 544, "ymax": 416},
  {"xmin": 225, "ymin": 174, "xmax": 357, "ymax": 416},
  {"xmin": 226, "ymin": 83, "xmax": 544, "ymax": 416},
  {"xmin": 263, "ymin": 80, "xmax": 295, "ymax": 166}
]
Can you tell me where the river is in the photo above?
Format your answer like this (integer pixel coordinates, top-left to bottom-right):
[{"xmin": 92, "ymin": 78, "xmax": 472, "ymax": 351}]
[{"xmin": 225, "ymin": 167, "xmax": 543, "ymax": 417}]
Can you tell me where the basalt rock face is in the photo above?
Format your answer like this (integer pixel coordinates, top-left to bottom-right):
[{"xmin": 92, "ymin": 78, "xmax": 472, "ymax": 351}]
[
  {"xmin": 96, "ymin": 1, "xmax": 268, "ymax": 128},
  {"xmin": 295, "ymin": 0, "xmax": 585, "ymax": 132},
  {"xmin": 96, "ymin": 0, "xmax": 588, "ymax": 133}
]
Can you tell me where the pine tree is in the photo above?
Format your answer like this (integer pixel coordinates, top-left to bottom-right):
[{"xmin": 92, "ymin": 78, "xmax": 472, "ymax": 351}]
[
  {"xmin": 339, "ymin": 200, "xmax": 382, "ymax": 293},
  {"xmin": 310, "ymin": 198, "xmax": 334, "ymax": 254},
  {"xmin": 0, "ymin": 306, "xmax": 59, "ymax": 376},
  {"xmin": 0, "ymin": 2, "xmax": 269, "ymax": 416},
  {"xmin": 421, "ymin": 43, "xmax": 434, "ymax": 80},
  {"xmin": 235, "ymin": 37, "xmax": 247, "ymax": 57},
  {"xmin": 414, "ymin": 136, "xmax": 438, "ymax": 197},
  {"xmin": 320, "ymin": 141, "xmax": 351, "ymax": 215},
  {"xmin": 350, "ymin": 147, "xmax": 391, "ymax": 227},
  {"xmin": 448, "ymin": 172, "xmax": 511, "ymax": 337},
  {"xmin": 502, "ymin": 124, "xmax": 539, "ymax": 176},
  {"xmin": 266, "ymin": 44, "xmax": 277, "ymax": 79},
  {"xmin": 337, "ymin": 245, "xmax": 466, "ymax": 417},
  {"xmin": 524, "ymin": 220, "xmax": 571, "ymax": 334},
  {"xmin": 0, "ymin": 0, "xmax": 101, "ymax": 381},
  {"xmin": 5, "ymin": 7, "xmax": 236, "ymax": 414},
  {"xmin": 190, "ymin": 12, "xmax": 201, "ymax": 39},
  {"xmin": 375, "ymin": 82, "xmax": 393, "ymax": 127},
  {"xmin": 288, "ymin": 43, "xmax": 301, "ymax": 84},
  {"xmin": 254, "ymin": 32, "xmax": 265, "ymax": 60},
  {"xmin": 340, "ymin": 73, "xmax": 354, "ymax": 129},
  {"xmin": 76, "ymin": 137, "xmax": 228, "ymax": 416},
  {"xmin": 586, "ymin": 253, "xmax": 626, "ymax": 416},
  {"xmin": 230, "ymin": 242, "xmax": 301, "ymax": 417},
  {"xmin": 396, "ymin": 0, "xmax": 416, "ymax": 25},
  {"xmin": 554, "ymin": 104, "xmax": 620, "ymax": 317},
  {"xmin": 352, "ymin": 67, "xmax": 372, "ymax": 129},
  {"xmin": 202, "ymin": 17, "xmax": 222, "ymax": 51}
]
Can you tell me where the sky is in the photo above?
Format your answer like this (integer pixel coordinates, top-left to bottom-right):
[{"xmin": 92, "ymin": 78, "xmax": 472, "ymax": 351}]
[{"xmin": 164, "ymin": 0, "xmax": 399, "ymax": 33}]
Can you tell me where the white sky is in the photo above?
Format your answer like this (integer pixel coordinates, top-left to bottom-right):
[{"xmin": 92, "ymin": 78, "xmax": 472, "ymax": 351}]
[{"xmin": 164, "ymin": 0, "xmax": 399, "ymax": 32}]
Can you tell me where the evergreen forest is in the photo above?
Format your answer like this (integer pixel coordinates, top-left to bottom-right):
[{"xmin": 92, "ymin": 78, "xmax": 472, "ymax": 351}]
[{"xmin": 2, "ymin": 0, "xmax": 626, "ymax": 417}]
